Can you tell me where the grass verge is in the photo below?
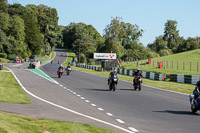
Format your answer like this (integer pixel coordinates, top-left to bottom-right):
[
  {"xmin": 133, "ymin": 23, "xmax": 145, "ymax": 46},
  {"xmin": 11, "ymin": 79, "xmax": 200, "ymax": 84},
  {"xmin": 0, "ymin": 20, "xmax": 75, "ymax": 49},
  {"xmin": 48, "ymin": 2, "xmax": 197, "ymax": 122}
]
[
  {"xmin": 120, "ymin": 49, "xmax": 200, "ymax": 75},
  {"xmin": 72, "ymin": 66, "xmax": 194, "ymax": 94},
  {"xmin": 0, "ymin": 111, "xmax": 118, "ymax": 133},
  {"xmin": 0, "ymin": 58, "xmax": 9, "ymax": 63},
  {"xmin": 62, "ymin": 49, "xmax": 76, "ymax": 67},
  {"xmin": 0, "ymin": 72, "xmax": 31, "ymax": 104}
]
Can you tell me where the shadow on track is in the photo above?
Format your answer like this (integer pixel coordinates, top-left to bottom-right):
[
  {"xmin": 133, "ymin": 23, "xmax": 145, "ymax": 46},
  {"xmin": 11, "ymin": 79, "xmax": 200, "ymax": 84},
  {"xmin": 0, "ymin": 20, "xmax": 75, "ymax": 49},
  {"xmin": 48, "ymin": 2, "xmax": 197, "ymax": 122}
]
[
  {"xmin": 87, "ymin": 89, "xmax": 111, "ymax": 91},
  {"xmin": 119, "ymin": 89, "xmax": 135, "ymax": 91},
  {"xmin": 153, "ymin": 110, "xmax": 200, "ymax": 116}
]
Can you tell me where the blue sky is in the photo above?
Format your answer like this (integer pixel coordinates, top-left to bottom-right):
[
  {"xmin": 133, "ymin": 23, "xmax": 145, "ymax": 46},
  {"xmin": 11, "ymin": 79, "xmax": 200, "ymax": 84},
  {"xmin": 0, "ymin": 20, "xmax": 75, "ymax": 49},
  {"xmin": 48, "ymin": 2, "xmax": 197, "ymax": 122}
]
[{"xmin": 8, "ymin": 0, "xmax": 200, "ymax": 46}]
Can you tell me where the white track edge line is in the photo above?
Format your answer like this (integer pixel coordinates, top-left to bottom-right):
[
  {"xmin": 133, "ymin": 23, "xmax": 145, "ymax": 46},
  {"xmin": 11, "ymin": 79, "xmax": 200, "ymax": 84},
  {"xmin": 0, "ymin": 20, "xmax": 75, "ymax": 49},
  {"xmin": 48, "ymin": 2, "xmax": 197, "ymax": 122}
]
[{"xmin": 8, "ymin": 68, "xmax": 135, "ymax": 133}]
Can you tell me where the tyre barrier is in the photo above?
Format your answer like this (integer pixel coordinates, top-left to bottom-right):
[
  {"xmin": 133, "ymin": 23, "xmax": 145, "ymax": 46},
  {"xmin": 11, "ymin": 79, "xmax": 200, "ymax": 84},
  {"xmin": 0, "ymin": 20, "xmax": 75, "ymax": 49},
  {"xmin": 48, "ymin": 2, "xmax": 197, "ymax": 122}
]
[
  {"xmin": 76, "ymin": 64, "xmax": 164, "ymax": 81},
  {"xmin": 170, "ymin": 74, "xmax": 200, "ymax": 85}
]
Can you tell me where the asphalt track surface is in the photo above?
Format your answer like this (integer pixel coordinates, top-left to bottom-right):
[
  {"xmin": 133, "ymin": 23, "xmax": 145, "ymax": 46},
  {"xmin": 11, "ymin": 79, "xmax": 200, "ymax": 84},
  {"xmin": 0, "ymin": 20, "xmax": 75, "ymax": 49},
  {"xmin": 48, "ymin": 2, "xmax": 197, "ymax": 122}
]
[{"xmin": 1, "ymin": 49, "xmax": 200, "ymax": 133}]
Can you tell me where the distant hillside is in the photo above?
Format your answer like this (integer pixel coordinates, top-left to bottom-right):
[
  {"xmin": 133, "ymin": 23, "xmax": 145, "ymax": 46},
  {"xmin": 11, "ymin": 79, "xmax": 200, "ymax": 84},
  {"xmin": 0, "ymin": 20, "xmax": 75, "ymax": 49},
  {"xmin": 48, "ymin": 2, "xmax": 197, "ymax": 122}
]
[{"xmin": 121, "ymin": 49, "xmax": 200, "ymax": 75}]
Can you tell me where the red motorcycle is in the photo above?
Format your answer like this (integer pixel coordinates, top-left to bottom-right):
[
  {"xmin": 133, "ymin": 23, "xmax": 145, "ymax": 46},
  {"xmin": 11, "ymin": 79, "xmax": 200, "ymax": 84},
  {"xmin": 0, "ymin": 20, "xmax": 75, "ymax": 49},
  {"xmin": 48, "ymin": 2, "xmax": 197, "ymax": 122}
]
[{"xmin": 57, "ymin": 69, "xmax": 63, "ymax": 78}]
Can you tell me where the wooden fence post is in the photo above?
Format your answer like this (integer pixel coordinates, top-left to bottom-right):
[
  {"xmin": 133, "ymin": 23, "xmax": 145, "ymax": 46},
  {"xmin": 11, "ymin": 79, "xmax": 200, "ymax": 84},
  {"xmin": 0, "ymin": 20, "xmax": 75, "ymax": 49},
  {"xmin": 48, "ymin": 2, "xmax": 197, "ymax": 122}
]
[
  {"xmin": 153, "ymin": 60, "xmax": 154, "ymax": 68},
  {"xmin": 167, "ymin": 61, "xmax": 168, "ymax": 69},
  {"xmin": 177, "ymin": 61, "xmax": 178, "ymax": 70}
]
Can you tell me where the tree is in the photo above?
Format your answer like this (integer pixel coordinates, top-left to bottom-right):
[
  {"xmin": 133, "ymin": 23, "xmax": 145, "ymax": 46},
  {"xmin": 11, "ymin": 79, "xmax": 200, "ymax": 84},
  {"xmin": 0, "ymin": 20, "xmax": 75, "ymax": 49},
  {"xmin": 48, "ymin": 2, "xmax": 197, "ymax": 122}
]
[
  {"xmin": 8, "ymin": 3, "xmax": 42, "ymax": 57},
  {"xmin": 62, "ymin": 23, "xmax": 102, "ymax": 63},
  {"xmin": 163, "ymin": 20, "xmax": 184, "ymax": 53},
  {"xmin": 0, "ymin": 0, "xmax": 8, "ymax": 12},
  {"xmin": 103, "ymin": 17, "xmax": 143, "ymax": 59},
  {"xmin": 0, "ymin": 13, "xmax": 9, "ymax": 33}
]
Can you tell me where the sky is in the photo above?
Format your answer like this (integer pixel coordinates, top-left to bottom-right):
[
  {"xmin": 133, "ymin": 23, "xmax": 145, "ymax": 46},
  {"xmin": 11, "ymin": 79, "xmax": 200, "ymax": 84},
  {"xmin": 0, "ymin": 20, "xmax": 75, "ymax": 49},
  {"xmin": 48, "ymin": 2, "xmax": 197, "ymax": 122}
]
[{"xmin": 7, "ymin": 0, "xmax": 200, "ymax": 46}]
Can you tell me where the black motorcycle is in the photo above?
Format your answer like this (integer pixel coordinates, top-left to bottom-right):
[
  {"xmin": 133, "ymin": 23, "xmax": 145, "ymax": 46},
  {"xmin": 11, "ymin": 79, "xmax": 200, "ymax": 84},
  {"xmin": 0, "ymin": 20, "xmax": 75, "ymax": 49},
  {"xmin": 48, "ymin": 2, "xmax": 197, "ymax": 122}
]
[
  {"xmin": 66, "ymin": 67, "xmax": 72, "ymax": 75},
  {"xmin": 109, "ymin": 74, "xmax": 118, "ymax": 91},
  {"xmin": 133, "ymin": 76, "xmax": 142, "ymax": 91}
]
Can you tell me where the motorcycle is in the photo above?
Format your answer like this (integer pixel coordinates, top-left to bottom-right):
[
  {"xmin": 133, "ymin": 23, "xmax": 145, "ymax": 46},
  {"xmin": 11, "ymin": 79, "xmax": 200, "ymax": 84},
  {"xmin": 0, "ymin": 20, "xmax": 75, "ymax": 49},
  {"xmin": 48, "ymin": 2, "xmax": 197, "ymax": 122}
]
[
  {"xmin": 109, "ymin": 74, "xmax": 118, "ymax": 91},
  {"xmin": 133, "ymin": 76, "xmax": 142, "ymax": 91},
  {"xmin": 57, "ymin": 69, "xmax": 63, "ymax": 78},
  {"xmin": 189, "ymin": 92, "xmax": 200, "ymax": 113},
  {"xmin": 66, "ymin": 67, "xmax": 72, "ymax": 75}
]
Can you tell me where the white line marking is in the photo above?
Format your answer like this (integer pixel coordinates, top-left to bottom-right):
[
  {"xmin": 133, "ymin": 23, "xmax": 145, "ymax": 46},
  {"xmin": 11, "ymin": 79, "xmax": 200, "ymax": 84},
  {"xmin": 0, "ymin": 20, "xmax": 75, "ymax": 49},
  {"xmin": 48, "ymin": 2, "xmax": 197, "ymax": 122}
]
[
  {"xmin": 106, "ymin": 113, "xmax": 113, "ymax": 116},
  {"xmin": 64, "ymin": 87, "xmax": 67, "ymax": 89},
  {"xmin": 67, "ymin": 89, "xmax": 70, "ymax": 91},
  {"xmin": 77, "ymin": 95, "xmax": 81, "ymax": 97},
  {"xmin": 9, "ymin": 68, "xmax": 134, "ymax": 133},
  {"xmin": 91, "ymin": 104, "xmax": 97, "ymax": 107},
  {"xmin": 128, "ymin": 127, "xmax": 139, "ymax": 132},
  {"xmin": 85, "ymin": 100, "xmax": 90, "ymax": 103},
  {"xmin": 81, "ymin": 97, "xmax": 85, "ymax": 100},
  {"xmin": 116, "ymin": 119, "xmax": 125, "ymax": 124},
  {"xmin": 73, "ymin": 92, "xmax": 77, "ymax": 95},
  {"xmin": 98, "ymin": 108, "xmax": 104, "ymax": 111},
  {"xmin": 60, "ymin": 85, "xmax": 63, "ymax": 87}
]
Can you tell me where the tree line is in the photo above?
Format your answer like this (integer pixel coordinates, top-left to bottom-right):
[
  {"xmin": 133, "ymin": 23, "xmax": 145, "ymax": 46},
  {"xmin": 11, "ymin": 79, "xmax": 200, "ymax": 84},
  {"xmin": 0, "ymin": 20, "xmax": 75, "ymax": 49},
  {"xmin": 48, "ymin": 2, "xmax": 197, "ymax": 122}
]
[
  {"xmin": 0, "ymin": 0, "xmax": 62, "ymax": 59},
  {"xmin": 61, "ymin": 17, "xmax": 158, "ymax": 64},
  {"xmin": 147, "ymin": 20, "xmax": 200, "ymax": 56}
]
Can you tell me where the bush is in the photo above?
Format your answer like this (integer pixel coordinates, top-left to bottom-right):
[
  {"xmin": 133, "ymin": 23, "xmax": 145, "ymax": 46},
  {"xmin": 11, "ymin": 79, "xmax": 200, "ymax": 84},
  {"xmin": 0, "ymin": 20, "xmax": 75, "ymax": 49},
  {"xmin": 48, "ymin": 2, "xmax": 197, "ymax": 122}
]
[
  {"xmin": 7, "ymin": 54, "xmax": 21, "ymax": 60},
  {"xmin": 78, "ymin": 54, "xmax": 87, "ymax": 63},
  {"xmin": 0, "ymin": 53, "xmax": 7, "ymax": 58}
]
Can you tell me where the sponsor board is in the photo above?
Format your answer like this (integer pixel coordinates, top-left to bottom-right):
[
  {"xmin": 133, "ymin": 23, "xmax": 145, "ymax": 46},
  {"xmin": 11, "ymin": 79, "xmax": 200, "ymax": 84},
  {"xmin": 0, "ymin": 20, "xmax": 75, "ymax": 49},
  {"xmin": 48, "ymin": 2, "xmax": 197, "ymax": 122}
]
[{"xmin": 94, "ymin": 53, "xmax": 117, "ymax": 59}]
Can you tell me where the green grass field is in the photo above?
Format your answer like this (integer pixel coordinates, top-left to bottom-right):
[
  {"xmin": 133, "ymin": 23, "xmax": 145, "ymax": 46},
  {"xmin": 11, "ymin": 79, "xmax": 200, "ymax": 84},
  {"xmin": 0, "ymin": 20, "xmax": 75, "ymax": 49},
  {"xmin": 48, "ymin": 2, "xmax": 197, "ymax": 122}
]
[
  {"xmin": 0, "ymin": 111, "xmax": 118, "ymax": 133},
  {"xmin": 120, "ymin": 49, "xmax": 200, "ymax": 75},
  {"xmin": 0, "ymin": 72, "xmax": 31, "ymax": 104}
]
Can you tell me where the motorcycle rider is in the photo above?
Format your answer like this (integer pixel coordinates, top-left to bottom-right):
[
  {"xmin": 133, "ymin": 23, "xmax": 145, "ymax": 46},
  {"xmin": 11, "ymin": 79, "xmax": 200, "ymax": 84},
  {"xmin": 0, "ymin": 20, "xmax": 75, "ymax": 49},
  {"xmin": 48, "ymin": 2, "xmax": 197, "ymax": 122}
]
[
  {"xmin": 108, "ymin": 68, "xmax": 119, "ymax": 85},
  {"xmin": 192, "ymin": 80, "xmax": 200, "ymax": 104},
  {"xmin": 57, "ymin": 65, "xmax": 64, "ymax": 73},
  {"xmin": 65, "ymin": 64, "xmax": 71, "ymax": 71},
  {"xmin": 133, "ymin": 68, "xmax": 143, "ymax": 85}
]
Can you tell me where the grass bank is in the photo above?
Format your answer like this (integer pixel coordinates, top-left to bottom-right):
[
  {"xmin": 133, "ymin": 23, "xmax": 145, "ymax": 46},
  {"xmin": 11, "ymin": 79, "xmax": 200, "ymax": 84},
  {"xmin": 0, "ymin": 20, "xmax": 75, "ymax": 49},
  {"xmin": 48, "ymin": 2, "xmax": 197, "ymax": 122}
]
[
  {"xmin": 72, "ymin": 66, "xmax": 194, "ymax": 94},
  {"xmin": 0, "ymin": 111, "xmax": 118, "ymax": 133},
  {"xmin": 0, "ymin": 58, "xmax": 9, "ymax": 63},
  {"xmin": 121, "ymin": 49, "xmax": 200, "ymax": 75},
  {"xmin": 0, "ymin": 72, "xmax": 31, "ymax": 104}
]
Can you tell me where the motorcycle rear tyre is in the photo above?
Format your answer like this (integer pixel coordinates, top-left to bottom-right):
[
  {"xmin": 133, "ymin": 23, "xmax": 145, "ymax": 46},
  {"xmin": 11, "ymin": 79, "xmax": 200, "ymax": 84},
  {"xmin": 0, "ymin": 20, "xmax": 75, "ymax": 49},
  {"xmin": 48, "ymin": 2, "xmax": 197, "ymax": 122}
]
[
  {"xmin": 113, "ymin": 83, "xmax": 116, "ymax": 91},
  {"xmin": 191, "ymin": 104, "xmax": 198, "ymax": 113}
]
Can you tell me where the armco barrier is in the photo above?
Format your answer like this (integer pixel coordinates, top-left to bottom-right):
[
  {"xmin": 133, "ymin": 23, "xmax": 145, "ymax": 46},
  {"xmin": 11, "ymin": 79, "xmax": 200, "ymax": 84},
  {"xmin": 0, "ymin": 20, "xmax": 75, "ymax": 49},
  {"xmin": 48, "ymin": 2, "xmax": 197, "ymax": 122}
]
[
  {"xmin": 170, "ymin": 74, "xmax": 200, "ymax": 85},
  {"xmin": 76, "ymin": 64, "xmax": 164, "ymax": 81}
]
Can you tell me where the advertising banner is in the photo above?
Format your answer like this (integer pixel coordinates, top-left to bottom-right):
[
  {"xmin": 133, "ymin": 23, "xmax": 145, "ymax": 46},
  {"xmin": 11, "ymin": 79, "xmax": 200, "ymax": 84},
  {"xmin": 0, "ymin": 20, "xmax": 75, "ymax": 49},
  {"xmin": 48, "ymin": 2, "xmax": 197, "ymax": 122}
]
[{"xmin": 94, "ymin": 53, "xmax": 117, "ymax": 59}]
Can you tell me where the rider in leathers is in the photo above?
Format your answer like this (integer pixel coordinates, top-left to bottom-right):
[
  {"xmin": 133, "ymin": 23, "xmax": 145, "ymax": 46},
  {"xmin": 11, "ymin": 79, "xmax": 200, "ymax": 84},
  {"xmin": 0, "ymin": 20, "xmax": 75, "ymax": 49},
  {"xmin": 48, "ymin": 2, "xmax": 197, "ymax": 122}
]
[
  {"xmin": 133, "ymin": 68, "xmax": 143, "ymax": 86},
  {"xmin": 193, "ymin": 81, "xmax": 200, "ymax": 104},
  {"xmin": 108, "ymin": 69, "xmax": 119, "ymax": 85}
]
